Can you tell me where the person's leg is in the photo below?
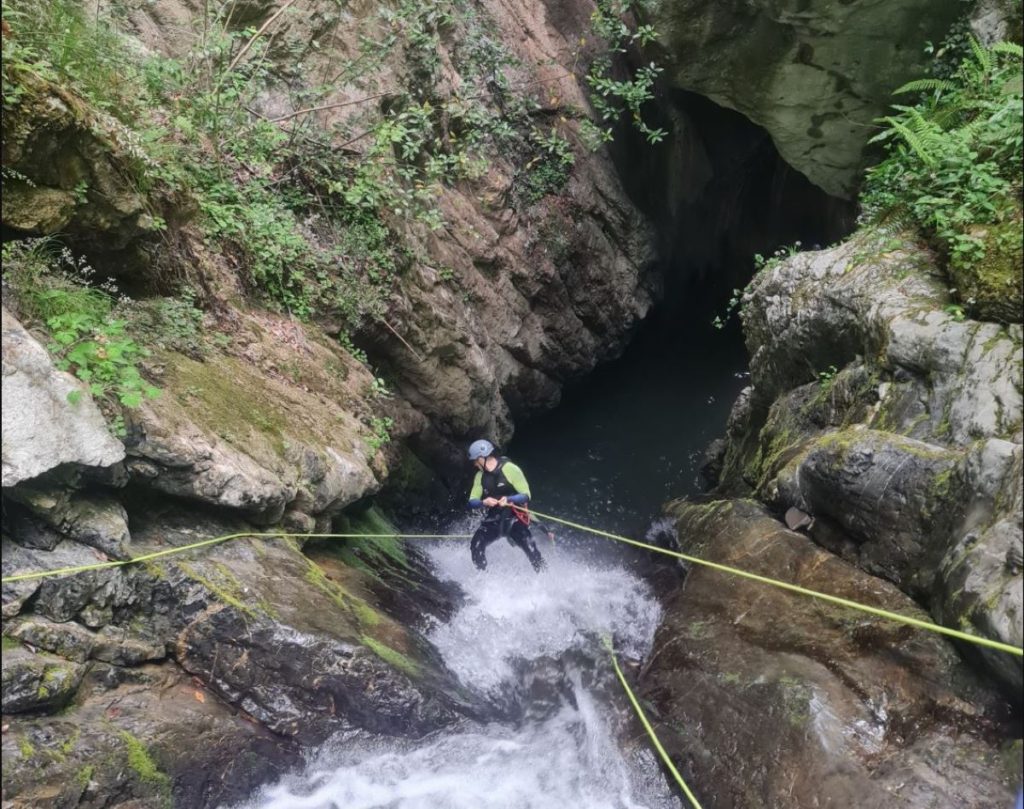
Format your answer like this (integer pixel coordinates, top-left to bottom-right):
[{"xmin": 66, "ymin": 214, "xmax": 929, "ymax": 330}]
[
  {"xmin": 470, "ymin": 520, "xmax": 501, "ymax": 570},
  {"xmin": 510, "ymin": 521, "xmax": 545, "ymax": 572}
]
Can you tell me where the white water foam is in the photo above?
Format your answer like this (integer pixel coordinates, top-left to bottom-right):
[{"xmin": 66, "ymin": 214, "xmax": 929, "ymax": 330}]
[
  {"xmin": 425, "ymin": 539, "xmax": 663, "ymax": 693},
  {"xmin": 234, "ymin": 537, "xmax": 675, "ymax": 809}
]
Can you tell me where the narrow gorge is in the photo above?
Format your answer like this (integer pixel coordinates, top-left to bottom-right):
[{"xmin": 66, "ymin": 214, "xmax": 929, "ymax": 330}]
[{"xmin": 2, "ymin": 0, "xmax": 1022, "ymax": 807}]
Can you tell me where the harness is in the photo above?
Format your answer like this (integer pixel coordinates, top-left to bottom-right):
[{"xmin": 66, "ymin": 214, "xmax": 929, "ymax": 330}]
[{"xmin": 481, "ymin": 457, "xmax": 530, "ymax": 526}]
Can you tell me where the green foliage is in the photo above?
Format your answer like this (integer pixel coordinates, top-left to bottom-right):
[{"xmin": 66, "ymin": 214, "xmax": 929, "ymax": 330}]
[
  {"xmin": 368, "ymin": 416, "xmax": 394, "ymax": 452},
  {"xmin": 584, "ymin": 0, "xmax": 666, "ymax": 146},
  {"xmin": 520, "ymin": 128, "xmax": 576, "ymax": 203},
  {"xmin": 817, "ymin": 365, "xmax": 839, "ymax": 388},
  {"xmin": 2, "ymin": 0, "xmax": 141, "ymax": 116},
  {"xmin": 2, "ymin": 0, "xmax": 665, "ymax": 349},
  {"xmin": 712, "ymin": 243, "xmax": 804, "ymax": 329},
  {"xmin": 862, "ymin": 37, "xmax": 1023, "ymax": 276},
  {"xmin": 118, "ymin": 731, "xmax": 172, "ymax": 801},
  {"xmin": 1, "ymin": 240, "xmax": 159, "ymax": 429}
]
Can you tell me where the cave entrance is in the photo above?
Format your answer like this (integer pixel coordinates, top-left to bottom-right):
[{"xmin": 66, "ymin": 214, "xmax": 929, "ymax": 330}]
[{"xmin": 509, "ymin": 91, "xmax": 856, "ymax": 535}]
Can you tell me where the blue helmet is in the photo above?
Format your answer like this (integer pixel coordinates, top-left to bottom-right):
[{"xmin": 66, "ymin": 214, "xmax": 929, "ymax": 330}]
[{"xmin": 467, "ymin": 439, "xmax": 494, "ymax": 460}]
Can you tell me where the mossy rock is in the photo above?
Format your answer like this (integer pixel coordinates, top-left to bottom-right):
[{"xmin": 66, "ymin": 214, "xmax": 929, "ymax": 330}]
[{"xmin": 950, "ymin": 211, "xmax": 1024, "ymax": 324}]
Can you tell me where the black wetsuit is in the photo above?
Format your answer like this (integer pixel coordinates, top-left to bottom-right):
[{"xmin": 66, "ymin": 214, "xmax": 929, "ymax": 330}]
[{"xmin": 469, "ymin": 458, "xmax": 545, "ymax": 572}]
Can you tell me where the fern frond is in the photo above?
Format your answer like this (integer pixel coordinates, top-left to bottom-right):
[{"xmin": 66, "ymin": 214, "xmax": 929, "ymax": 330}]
[
  {"xmin": 885, "ymin": 117, "xmax": 938, "ymax": 165},
  {"xmin": 894, "ymin": 78, "xmax": 956, "ymax": 95},
  {"xmin": 968, "ymin": 35, "xmax": 992, "ymax": 74},
  {"xmin": 990, "ymin": 41, "xmax": 1024, "ymax": 59}
]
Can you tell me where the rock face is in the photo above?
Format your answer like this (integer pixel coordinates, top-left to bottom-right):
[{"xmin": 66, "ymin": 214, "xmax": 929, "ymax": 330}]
[
  {"xmin": 0, "ymin": 77, "xmax": 161, "ymax": 267},
  {"xmin": 2, "ymin": 307, "xmax": 125, "ymax": 487},
  {"xmin": 0, "ymin": 507, "xmax": 481, "ymax": 806},
  {"xmin": 642, "ymin": 499, "xmax": 1018, "ymax": 809},
  {"xmin": 712, "ymin": 232, "xmax": 1023, "ymax": 697},
  {"xmin": 654, "ymin": 0, "xmax": 963, "ymax": 198}
]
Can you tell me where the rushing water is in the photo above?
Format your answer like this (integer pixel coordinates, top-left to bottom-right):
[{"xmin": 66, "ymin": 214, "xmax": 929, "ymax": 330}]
[
  {"xmin": 233, "ymin": 304, "xmax": 748, "ymax": 809},
  {"xmin": 234, "ymin": 534, "xmax": 678, "ymax": 809}
]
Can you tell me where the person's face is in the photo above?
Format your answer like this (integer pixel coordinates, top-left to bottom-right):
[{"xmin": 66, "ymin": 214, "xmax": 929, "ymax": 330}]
[{"xmin": 474, "ymin": 456, "xmax": 486, "ymax": 471}]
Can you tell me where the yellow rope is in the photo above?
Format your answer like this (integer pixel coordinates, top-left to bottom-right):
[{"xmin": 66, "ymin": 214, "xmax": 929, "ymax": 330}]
[
  {"xmin": 0, "ymin": 532, "xmax": 472, "ymax": 584},
  {"xmin": 6, "ymin": 502, "xmax": 1022, "ymax": 658},
  {"xmin": 604, "ymin": 637, "xmax": 704, "ymax": 809},
  {"xmin": 521, "ymin": 507, "xmax": 1024, "ymax": 658}
]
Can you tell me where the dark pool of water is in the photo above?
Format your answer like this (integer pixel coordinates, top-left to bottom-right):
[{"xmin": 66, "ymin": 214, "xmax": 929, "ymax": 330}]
[{"xmin": 509, "ymin": 306, "xmax": 748, "ymax": 537}]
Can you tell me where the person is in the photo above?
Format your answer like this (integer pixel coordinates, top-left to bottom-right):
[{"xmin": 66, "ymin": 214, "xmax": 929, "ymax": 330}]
[{"xmin": 466, "ymin": 439, "xmax": 545, "ymax": 572}]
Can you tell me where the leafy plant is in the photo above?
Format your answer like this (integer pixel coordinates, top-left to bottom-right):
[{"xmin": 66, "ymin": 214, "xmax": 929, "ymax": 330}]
[
  {"xmin": 862, "ymin": 38, "xmax": 1023, "ymax": 274},
  {"xmin": 2, "ymin": 240, "xmax": 160, "ymax": 430},
  {"xmin": 367, "ymin": 416, "xmax": 394, "ymax": 452},
  {"xmin": 584, "ymin": 0, "xmax": 666, "ymax": 146},
  {"xmin": 817, "ymin": 365, "xmax": 839, "ymax": 389}
]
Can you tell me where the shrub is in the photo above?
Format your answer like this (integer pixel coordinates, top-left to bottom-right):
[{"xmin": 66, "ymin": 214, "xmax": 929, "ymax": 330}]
[{"xmin": 861, "ymin": 39, "xmax": 1023, "ymax": 292}]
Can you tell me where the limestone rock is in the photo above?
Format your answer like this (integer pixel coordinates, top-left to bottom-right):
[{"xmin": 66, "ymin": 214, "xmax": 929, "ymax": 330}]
[
  {"xmin": 654, "ymin": 0, "xmax": 963, "ymax": 198},
  {"xmin": 124, "ymin": 344, "xmax": 380, "ymax": 524},
  {"xmin": 713, "ymin": 235, "xmax": 1023, "ymax": 696},
  {"xmin": 644, "ymin": 499, "xmax": 1016, "ymax": 808},
  {"xmin": 2, "ymin": 307, "xmax": 125, "ymax": 487},
  {"xmin": 0, "ymin": 662, "xmax": 302, "ymax": 808},
  {"xmin": 1, "ymin": 77, "xmax": 158, "ymax": 266},
  {"xmin": 1, "ymin": 646, "xmax": 86, "ymax": 714}
]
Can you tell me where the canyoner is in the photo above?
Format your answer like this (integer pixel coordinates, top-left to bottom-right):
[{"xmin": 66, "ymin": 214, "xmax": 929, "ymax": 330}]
[
  {"xmin": 2, "ymin": 0, "xmax": 1022, "ymax": 805},
  {"xmin": 466, "ymin": 439, "xmax": 546, "ymax": 572}
]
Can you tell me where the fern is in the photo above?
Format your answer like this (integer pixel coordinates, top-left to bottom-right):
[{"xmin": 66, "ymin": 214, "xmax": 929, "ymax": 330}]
[
  {"xmin": 990, "ymin": 41, "xmax": 1023, "ymax": 59},
  {"xmin": 885, "ymin": 117, "xmax": 938, "ymax": 165},
  {"xmin": 968, "ymin": 35, "xmax": 992, "ymax": 74},
  {"xmin": 894, "ymin": 78, "xmax": 956, "ymax": 95}
]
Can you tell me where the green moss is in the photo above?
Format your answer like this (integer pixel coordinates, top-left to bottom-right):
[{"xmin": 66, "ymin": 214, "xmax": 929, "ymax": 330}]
[
  {"xmin": 118, "ymin": 731, "xmax": 172, "ymax": 798},
  {"xmin": 75, "ymin": 764, "xmax": 95, "ymax": 788},
  {"xmin": 302, "ymin": 556, "xmax": 382, "ymax": 629},
  {"xmin": 167, "ymin": 354, "xmax": 288, "ymax": 454},
  {"xmin": 178, "ymin": 561, "xmax": 274, "ymax": 619},
  {"xmin": 776, "ymin": 675, "xmax": 811, "ymax": 728},
  {"xmin": 998, "ymin": 739, "xmax": 1022, "ymax": 785},
  {"xmin": 361, "ymin": 635, "xmax": 421, "ymax": 678},
  {"xmin": 334, "ymin": 506, "xmax": 410, "ymax": 570},
  {"xmin": 949, "ymin": 210, "xmax": 1024, "ymax": 324},
  {"xmin": 17, "ymin": 736, "xmax": 35, "ymax": 759},
  {"xmin": 748, "ymin": 424, "xmax": 802, "ymax": 492},
  {"xmin": 2, "ymin": 635, "xmax": 23, "ymax": 651}
]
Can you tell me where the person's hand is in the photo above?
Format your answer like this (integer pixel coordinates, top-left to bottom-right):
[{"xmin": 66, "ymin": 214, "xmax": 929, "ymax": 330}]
[
  {"xmin": 497, "ymin": 496, "xmax": 508, "ymax": 507},
  {"xmin": 482, "ymin": 497, "xmax": 499, "ymax": 507}
]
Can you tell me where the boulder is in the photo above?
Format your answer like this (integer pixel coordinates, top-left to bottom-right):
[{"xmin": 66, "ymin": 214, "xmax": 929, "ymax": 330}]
[
  {"xmin": 2, "ymin": 307, "xmax": 124, "ymax": 487},
  {"xmin": 642, "ymin": 499, "xmax": 1018, "ymax": 808},
  {"xmin": 654, "ymin": 0, "xmax": 963, "ymax": 198},
  {"xmin": 0, "ymin": 662, "xmax": 302, "ymax": 809},
  {"xmin": 715, "ymin": 236, "xmax": 1024, "ymax": 695},
  {"xmin": 1, "ymin": 646, "xmax": 86, "ymax": 714}
]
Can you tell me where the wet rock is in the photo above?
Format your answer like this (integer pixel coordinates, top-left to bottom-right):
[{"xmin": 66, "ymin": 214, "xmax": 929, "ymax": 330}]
[
  {"xmin": 643, "ymin": 499, "xmax": 1017, "ymax": 809},
  {"xmin": 0, "ymin": 662, "xmax": 302, "ymax": 809},
  {"xmin": 1, "ymin": 646, "xmax": 86, "ymax": 713},
  {"xmin": 654, "ymin": 0, "xmax": 962, "ymax": 198},
  {"xmin": 7, "ymin": 617, "xmax": 97, "ymax": 662},
  {"xmin": 799, "ymin": 429, "xmax": 961, "ymax": 591},
  {"xmin": 935, "ymin": 440, "xmax": 1024, "ymax": 696},
  {"xmin": 92, "ymin": 625, "xmax": 166, "ymax": 666},
  {"xmin": 1, "ymin": 307, "xmax": 124, "ymax": 487},
  {"xmin": 713, "ymin": 235, "xmax": 1023, "ymax": 694},
  {"xmin": 1, "ymin": 536, "xmax": 108, "ymax": 620},
  {"xmin": 7, "ymin": 486, "xmax": 132, "ymax": 560}
]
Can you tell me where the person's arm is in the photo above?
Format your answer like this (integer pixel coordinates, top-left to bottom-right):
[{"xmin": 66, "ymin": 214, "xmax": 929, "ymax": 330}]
[
  {"xmin": 501, "ymin": 462, "xmax": 531, "ymax": 505},
  {"xmin": 468, "ymin": 471, "xmax": 484, "ymax": 508}
]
